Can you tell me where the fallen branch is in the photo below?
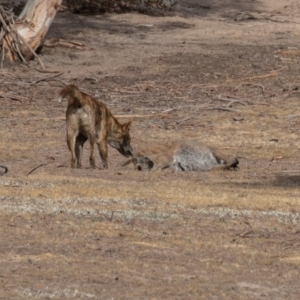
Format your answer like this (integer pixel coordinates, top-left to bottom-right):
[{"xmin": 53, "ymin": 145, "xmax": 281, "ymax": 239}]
[
  {"xmin": 44, "ymin": 38, "xmax": 93, "ymax": 50},
  {"xmin": 0, "ymin": 92, "xmax": 28, "ymax": 102}
]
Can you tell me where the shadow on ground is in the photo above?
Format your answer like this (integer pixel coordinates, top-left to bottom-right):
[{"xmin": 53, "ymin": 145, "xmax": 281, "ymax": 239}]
[
  {"xmin": 177, "ymin": 0, "xmax": 257, "ymax": 18},
  {"xmin": 273, "ymin": 174, "xmax": 300, "ymax": 187}
]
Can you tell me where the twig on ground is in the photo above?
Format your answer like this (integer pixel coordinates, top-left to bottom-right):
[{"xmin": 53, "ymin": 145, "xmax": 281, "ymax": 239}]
[
  {"xmin": 242, "ymin": 215, "xmax": 253, "ymax": 230},
  {"xmin": 203, "ymin": 107, "xmax": 241, "ymax": 113},
  {"xmin": 175, "ymin": 117, "xmax": 191, "ymax": 125},
  {"xmin": 44, "ymin": 38, "xmax": 93, "ymax": 50},
  {"xmin": 0, "ymin": 92, "xmax": 28, "ymax": 102},
  {"xmin": 84, "ymin": 67, "xmax": 99, "ymax": 82},
  {"xmin": 26, "ymin": 163, "xmax": 53, "ymax": 176},
  {"xmin": 219, "ymin": 147, "xmax": 243, "ymax": 150},
  {"xmin": 97, "ymin": 210, "xmax": 122, "ymax": 221},
  {"xmin": 238, "ymin": 230, "xmax": 254, "ymax": 237},
  {"xmin": 237, "ymin": 83, "xmax": 266, "ymax": 94},
  {"xmin": 201, "ymin": 90, "xmax": 212, "ymax": 97},
  {"xmin": 33, "ymin": 68, "xmax": 61, "ymax": 74},
  {"xmin": 33, "ymin": 72, "xmax": 63, "ymax": 84},
  {"xmin": 240, "ymin": 70, "xmax": 280, "ymax": 81},
  {"xmin": 84, "ymin": 76, "xmax": 98, "ymax": 83},
  {"xmin": 213, "ymin": 97, "xmax": 248, "ymax": 106},
  {"xmin": 30, "ymin": 77, "xmax": 69, "ymax": 86},
  {"xmin": 162, "ymin": 108, "xmax": 175, "ymax": 113}
]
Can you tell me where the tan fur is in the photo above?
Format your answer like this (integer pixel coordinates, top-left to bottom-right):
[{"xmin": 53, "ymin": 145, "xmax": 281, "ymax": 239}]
[
  {"xmin": 59, "ymin": 84, "xmax": 133, "ymax": 169},
  {"xmin": 123, "ymin": 140, "xmax": 239, "ymax": 172}
]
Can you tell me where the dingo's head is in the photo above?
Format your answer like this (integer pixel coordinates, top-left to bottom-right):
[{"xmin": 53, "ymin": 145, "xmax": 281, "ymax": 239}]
[
  {"xmin": 108, "ymin": 121, "xmax": 133, "ymax": 158},
  {"xmin": 58, "ymin": 84, "xmax": 80, "ymax": 103}
]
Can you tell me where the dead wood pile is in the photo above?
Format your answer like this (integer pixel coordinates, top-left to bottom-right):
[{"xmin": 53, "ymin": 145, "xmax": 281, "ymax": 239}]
[
  {"xmin": 0, "ymin": 6, "xmax": 45, "ymax": 68},
  {"xmin": 0, "ymin": 6, "xmax": 25, "ymax": 66}
]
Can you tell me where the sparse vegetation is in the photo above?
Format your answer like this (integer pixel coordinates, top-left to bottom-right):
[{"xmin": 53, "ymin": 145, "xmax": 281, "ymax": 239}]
[{"xmin": 1, "ymin": 0, "xmax": 300, "ymax": 299}]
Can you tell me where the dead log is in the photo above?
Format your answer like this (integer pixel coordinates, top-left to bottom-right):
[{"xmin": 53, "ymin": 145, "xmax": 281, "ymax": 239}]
[{"xmin": 0, "ymin": 0, "xmax": 62, "ymax": 66}]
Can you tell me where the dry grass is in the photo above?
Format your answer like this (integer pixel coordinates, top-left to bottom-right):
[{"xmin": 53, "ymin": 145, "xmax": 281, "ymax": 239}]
[
  {"xmin": 1, "ymin": 1, "xmax": 300, "ymax": 298},
  {"xmin": 0, "ymin": 169, "xmax": 299, "ymax": 213}
]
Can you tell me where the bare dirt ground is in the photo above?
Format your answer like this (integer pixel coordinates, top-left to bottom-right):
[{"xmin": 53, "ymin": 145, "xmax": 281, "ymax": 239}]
[{"xmin": 1, "ymin": 0, "xmax": 300, "ymax": 299}]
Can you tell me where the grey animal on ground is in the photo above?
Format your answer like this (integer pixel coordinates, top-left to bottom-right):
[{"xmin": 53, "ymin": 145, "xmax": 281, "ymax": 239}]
[{"xmin": 123, "ymin": 141, "xmax": 239, "ymax": 172}]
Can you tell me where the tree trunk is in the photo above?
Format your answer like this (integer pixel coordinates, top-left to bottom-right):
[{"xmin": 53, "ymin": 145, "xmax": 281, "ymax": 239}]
[{"xmin": 2, "ymin": 0, "xmax": 62, "ymax": 64}]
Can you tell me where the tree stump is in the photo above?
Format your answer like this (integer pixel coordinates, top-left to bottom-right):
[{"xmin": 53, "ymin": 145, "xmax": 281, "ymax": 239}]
[{"xmin": 0, "ymin": 0, "xmax": 62, "ymax": 67}]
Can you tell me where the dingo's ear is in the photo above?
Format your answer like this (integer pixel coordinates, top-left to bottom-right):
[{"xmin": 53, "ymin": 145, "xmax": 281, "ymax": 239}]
[{"xmin": 122, "ymin": 121, "xmax": 132, "ymax": 131}]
